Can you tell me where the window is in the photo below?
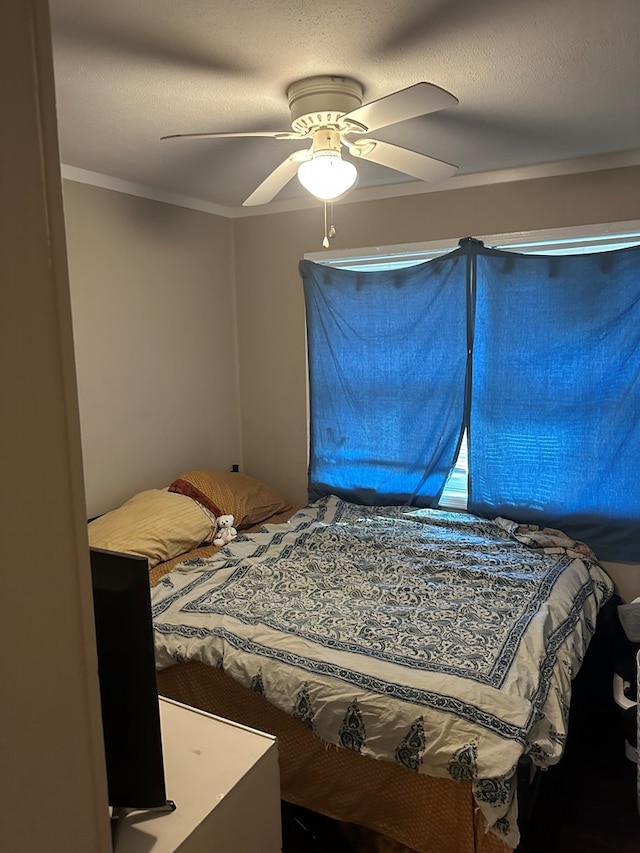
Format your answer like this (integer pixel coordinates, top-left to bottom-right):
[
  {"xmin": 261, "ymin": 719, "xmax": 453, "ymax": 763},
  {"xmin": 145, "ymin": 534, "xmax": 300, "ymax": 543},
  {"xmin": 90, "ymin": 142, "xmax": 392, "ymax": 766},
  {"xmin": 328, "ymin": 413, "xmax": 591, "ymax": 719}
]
[{"xmin": 306, "ymin": 222, "xmax": 640, "ymax": 512}]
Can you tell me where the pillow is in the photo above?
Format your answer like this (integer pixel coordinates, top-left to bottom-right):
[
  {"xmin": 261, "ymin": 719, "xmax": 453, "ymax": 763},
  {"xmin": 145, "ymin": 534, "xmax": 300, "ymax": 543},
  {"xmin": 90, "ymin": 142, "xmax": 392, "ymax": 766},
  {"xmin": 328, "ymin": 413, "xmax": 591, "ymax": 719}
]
[
  {"xmin": 88, "ymin": 489, "xmax": 216, "ymax": 568},
  {"xmin": 168, "ymin": 470, "xmax": 292, "ymax": 529}
]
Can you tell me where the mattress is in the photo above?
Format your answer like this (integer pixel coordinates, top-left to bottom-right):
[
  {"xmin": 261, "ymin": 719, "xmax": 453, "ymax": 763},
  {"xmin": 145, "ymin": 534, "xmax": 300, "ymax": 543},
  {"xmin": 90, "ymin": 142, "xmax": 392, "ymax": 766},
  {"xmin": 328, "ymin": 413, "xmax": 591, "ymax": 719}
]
[{"xmin": 150, "ymin": 496, "xmax": 613, "ymax": 850}]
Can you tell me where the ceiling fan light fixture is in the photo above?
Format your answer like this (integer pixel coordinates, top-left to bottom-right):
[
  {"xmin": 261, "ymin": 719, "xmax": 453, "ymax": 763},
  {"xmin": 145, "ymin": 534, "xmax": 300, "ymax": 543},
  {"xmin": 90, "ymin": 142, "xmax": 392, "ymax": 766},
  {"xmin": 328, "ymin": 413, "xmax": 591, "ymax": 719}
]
[
  {"xmin": 163, "ymin": 77, "xmax": 459, "ymax": 205},
  {"xmin": 297, "ymin": 151, "xmax": 357, "ymax": 200}
]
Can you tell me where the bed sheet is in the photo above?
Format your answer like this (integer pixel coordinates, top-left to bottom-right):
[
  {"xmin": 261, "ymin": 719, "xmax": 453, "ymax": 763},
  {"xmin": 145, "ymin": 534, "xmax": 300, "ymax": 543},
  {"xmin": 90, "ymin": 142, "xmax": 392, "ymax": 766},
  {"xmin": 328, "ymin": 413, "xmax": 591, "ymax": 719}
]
[{"xmin": 151, "ymin": 496, "xmax": 613, "ymax": 847}]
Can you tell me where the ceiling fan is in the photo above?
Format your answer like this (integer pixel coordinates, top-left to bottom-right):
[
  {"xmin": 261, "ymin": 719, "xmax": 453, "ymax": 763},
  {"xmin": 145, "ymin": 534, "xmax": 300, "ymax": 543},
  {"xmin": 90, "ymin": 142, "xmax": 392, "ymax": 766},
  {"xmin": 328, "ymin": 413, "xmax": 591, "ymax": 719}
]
[{"xmin": 161, "ymin": 75, "xmax": 459, "ymax": 206}]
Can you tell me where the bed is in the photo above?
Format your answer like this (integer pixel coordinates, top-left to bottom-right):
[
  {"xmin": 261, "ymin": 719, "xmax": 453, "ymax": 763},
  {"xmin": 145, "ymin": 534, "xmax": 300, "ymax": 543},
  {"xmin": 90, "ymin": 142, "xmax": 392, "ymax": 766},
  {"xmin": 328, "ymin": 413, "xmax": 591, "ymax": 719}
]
[{"xmin": 89, "ymin": 470, "xmax": 614, "ymax": 853}]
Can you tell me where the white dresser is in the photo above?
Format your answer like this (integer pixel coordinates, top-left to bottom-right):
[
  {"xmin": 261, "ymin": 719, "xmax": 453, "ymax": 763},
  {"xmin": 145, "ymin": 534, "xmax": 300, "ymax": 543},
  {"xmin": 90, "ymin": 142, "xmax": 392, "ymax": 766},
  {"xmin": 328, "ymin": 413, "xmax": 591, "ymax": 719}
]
[{"xmin": 114, "ymin": 697, "xmax": 282, "ymax": 853}]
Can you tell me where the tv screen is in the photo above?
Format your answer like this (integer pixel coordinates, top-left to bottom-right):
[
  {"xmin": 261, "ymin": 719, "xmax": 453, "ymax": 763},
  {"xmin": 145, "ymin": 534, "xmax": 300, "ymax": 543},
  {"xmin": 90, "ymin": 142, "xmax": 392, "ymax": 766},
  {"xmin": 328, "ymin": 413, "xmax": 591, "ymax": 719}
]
[{"xmin": 90, "ymin": 547, "xmax": 169, "ymax": 811}]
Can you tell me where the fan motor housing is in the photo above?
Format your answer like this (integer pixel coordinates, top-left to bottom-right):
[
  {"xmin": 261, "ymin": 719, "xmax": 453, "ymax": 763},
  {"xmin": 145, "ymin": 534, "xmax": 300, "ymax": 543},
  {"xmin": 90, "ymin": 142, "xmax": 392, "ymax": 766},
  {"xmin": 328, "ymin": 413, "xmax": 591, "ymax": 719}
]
[{"xmin": 288, "ymin": 75, "xmax": 364, "ymax": 134}]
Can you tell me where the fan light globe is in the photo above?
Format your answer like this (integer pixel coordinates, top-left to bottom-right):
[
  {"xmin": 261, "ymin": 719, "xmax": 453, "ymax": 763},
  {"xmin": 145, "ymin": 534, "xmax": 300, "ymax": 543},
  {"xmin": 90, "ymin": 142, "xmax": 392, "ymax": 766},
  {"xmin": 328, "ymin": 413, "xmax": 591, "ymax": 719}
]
[{"xmin": 297, "ymin": 152, "xmax": 357, "ymax": 200}]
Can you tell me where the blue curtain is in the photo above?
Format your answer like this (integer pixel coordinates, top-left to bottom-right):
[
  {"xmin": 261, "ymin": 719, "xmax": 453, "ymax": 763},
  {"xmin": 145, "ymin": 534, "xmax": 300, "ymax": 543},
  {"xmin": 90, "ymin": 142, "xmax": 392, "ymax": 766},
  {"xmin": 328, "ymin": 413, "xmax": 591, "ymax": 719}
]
[
  {"xmin": 301, "ymin": 241, "xmax": 640, "ymax": 562},
  {"xmin": 300, "ymin": 252, "xmax": 468, "ymax": 506},
  {"xmin": 468, "ymin": 245, "xmax": 640, "ymax": 562}
]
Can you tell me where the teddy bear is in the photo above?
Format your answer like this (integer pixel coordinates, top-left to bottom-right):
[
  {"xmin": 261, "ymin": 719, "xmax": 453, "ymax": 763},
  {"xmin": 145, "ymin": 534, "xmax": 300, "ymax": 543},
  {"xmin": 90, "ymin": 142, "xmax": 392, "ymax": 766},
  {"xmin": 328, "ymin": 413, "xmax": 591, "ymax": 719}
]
[{"xmin": 213, "ymin": 514, "xmax": 237, "ymax": 547}]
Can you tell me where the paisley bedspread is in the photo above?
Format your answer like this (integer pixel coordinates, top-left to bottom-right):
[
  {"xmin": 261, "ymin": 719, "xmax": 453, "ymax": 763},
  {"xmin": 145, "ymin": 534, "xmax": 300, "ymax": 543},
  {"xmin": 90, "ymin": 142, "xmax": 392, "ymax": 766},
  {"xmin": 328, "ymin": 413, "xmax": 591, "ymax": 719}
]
[{"xmin": 151, "ymin": 496, "xmax": 613, "ymax": 847}]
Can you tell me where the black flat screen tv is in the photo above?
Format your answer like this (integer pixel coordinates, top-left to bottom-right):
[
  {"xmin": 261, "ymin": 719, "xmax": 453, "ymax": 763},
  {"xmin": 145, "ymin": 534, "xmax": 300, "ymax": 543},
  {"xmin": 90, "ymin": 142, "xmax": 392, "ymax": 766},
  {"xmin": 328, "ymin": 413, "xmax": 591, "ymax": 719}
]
[{"xmin": 90, "ymin": 547, "xmax": 171, "ymax": 816}]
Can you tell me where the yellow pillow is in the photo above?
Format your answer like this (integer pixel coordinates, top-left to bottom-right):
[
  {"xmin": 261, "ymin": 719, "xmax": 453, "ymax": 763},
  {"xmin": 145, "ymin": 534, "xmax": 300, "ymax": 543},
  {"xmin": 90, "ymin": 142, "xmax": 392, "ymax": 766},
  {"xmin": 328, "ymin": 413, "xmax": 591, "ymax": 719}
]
[
  {"xmin": 168, "ymin": 470, "xmax": 292, "ymax": 529},
  {"xmin": 88, "ymin": 489, "xmax": 216, "ymax": 568}
]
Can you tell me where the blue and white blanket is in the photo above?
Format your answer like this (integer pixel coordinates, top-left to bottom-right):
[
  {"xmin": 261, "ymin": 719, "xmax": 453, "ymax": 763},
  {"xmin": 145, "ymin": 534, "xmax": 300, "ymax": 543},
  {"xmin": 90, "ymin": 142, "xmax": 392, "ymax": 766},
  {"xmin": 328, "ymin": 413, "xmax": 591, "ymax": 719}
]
[{"xmin": 151, "ymin": 496, "xmax": 613, "ymax": 846}]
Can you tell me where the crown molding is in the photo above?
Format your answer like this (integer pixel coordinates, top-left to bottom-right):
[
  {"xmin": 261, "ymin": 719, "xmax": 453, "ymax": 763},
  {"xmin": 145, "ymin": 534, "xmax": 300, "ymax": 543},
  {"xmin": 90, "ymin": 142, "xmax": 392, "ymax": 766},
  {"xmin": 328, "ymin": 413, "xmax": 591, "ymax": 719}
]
[
  {"xmin": 61, "ymin": 148, "xmax": 640, "ymax": 219},
  {"xmin": 61, "ymin": 165, "xmax": 234, "ymax": 217}
]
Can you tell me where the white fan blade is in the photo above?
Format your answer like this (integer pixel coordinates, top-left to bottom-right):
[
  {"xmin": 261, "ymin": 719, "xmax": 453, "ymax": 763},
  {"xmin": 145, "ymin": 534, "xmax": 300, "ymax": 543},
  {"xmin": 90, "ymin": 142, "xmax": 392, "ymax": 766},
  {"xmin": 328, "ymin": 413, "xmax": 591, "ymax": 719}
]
[
  {"xmin": 243, "ymin": 150, "xmax": 310, "ymax": 206},
  {"xmin": 161, "ymin": 130, "xmax": 301, "ymax": 141},
  {"xmin": 343, "ymin": 82, "xmax": 458, "ymax": 133},
  {"xmin": 356, "ymin": 139, "xmax": 457, "ymax": 182}
]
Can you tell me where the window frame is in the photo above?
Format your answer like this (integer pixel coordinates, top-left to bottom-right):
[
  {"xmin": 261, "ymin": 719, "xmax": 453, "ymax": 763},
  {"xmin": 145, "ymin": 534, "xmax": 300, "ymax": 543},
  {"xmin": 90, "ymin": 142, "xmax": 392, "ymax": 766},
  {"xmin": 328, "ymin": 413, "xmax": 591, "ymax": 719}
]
[{"xmin": 306, "ymin": 221, "xmax": 640, "ymax": 511}]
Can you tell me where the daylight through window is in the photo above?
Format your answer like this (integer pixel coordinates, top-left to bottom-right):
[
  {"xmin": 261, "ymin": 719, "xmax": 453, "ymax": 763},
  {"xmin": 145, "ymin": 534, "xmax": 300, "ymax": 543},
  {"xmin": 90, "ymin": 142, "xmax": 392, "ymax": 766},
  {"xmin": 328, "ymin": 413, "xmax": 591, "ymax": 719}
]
[{"xmin": 306, "ymin": 222, "xmax": 640, "ymax": 510}]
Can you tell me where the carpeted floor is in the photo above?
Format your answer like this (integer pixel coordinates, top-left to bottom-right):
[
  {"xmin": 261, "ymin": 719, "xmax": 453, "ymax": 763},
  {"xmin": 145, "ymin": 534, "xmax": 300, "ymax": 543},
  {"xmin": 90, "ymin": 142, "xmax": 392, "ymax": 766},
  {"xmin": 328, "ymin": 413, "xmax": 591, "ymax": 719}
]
[
  {"xmin": 281, "ymin": 803, "xmax": 354, "ymax": 852},
  {"xmin": 519, "ymin": 738, "xmax": 638, "ymax": 852}
]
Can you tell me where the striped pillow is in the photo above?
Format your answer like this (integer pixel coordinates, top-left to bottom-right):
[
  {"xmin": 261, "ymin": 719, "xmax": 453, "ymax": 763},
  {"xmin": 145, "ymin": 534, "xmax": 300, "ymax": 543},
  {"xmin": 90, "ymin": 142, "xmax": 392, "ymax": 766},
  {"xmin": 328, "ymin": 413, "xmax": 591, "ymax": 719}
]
[
  {"xmin": 88, "ymin": 488, "xmax": 216, "ymax": 567},
  {"xmin": 169, "ymin": 470, "xmax": 292, "ymax": 529}
]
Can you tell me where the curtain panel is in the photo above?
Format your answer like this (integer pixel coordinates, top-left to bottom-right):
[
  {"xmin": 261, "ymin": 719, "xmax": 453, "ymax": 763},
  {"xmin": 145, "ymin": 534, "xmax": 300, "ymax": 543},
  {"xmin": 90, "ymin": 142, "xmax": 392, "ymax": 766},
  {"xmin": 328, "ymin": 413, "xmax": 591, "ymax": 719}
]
[
  {"xmin": 299, "ymin": 253, "xmax": 468, "ymax": 507},
  {"xmin": 300, "ymin": 241, "xmax": 640, "ymax": 562},
  {"xmin": 468, "ymin": 244, "xmax": 640, "ymax": 562}
]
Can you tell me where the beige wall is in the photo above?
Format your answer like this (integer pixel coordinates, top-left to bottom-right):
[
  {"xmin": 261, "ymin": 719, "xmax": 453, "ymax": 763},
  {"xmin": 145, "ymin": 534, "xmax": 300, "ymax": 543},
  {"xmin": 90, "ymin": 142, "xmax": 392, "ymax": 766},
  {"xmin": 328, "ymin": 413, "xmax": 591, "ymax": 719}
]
[
  {"xmin": 2, "ymin": 2, "xmax": 111, "ymax": 851},
  {"xmin": 59, "ymin": 162, "xmax": 640, "ymax": 595},
  {"xmin": 63, "ymin": 181, "xmax": 241, "ymax": 517}
]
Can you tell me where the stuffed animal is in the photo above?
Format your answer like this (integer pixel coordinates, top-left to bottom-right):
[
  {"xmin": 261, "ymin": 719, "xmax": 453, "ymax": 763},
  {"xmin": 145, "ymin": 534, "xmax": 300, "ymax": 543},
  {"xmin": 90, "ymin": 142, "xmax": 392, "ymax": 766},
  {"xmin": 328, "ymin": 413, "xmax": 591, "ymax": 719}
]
[{"xmin": 213, "ymin": 514, "xmax": 237, "ymax": 547}]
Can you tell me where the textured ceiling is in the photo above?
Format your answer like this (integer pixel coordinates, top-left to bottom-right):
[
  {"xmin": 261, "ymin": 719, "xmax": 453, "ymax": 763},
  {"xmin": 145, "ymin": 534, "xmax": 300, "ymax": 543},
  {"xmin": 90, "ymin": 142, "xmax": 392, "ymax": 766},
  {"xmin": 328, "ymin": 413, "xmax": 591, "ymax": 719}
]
[{"xmin": 49, "ymin": 0, "xmax": 640, "ymax": 214}]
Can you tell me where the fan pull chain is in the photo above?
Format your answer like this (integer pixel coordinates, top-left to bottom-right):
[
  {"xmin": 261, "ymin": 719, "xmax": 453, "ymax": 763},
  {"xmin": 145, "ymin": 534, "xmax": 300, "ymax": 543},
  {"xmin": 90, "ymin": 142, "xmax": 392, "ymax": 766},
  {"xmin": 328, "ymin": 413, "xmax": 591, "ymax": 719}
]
[
  {"xmin": 322, "ymin": 201, "xmax": 337, "ymax": 249},
  {"xmin": 323, "ymin": 200, "xmax": 329, "ymax": 248},
  {"xmin": 329, "ymin": 201, "xmax": 336, "ymax": 238}
]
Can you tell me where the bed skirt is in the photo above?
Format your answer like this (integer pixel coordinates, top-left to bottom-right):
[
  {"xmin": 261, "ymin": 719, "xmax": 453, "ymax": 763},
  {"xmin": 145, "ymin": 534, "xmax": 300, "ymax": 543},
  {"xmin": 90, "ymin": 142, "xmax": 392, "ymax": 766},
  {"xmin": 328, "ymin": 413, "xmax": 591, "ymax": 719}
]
[{"xmin": 157, "ymin": 661, "xmax": 511, "ymax": 853}]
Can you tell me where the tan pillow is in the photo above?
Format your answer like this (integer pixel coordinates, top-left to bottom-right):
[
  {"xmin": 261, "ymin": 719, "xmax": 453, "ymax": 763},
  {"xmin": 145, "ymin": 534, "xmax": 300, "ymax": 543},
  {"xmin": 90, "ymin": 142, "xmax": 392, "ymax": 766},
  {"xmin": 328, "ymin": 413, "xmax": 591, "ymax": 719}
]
[
  {"xmin": 88, "ymin": 489, "xmax": 216, "ymax": 568},
  {"xmin": 168, "ymin": 470, "xmax": 292, "ymax": 529}
]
